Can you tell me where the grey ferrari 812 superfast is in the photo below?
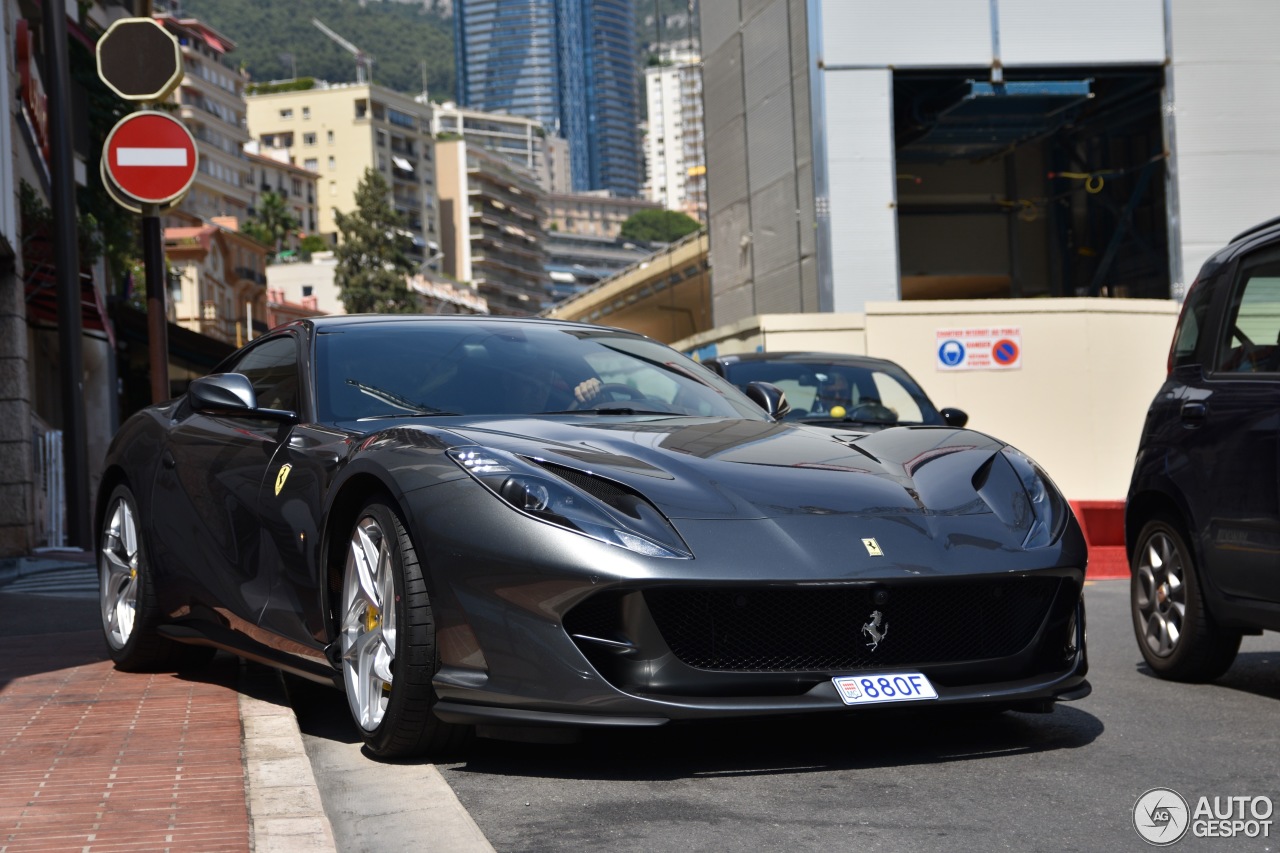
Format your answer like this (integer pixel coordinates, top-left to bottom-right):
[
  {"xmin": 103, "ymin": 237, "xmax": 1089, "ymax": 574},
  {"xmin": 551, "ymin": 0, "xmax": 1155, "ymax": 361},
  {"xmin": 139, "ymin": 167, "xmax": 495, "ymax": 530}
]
[{"xmin": 97, "ymin": 316, "xmax": 1089, "ymax": 757}]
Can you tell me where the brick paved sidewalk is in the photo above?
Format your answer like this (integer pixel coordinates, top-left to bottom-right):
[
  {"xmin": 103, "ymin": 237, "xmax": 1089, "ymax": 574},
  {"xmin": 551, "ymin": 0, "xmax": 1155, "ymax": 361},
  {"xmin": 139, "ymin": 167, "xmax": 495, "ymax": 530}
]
[
  {"xmin": 0, "ymin": 631, "xmax": 249, "ymax": 853},
  {"xmin": 0, "ymin": 548, "xmax": 251, "ymax": 853}
]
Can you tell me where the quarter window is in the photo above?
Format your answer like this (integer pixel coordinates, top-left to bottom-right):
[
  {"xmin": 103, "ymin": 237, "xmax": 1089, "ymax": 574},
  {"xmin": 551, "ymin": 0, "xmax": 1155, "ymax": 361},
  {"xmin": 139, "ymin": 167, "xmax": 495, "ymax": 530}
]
[{"xmin": 1170, "ymin": 278, "xmax": 1212, "ymax": 369}]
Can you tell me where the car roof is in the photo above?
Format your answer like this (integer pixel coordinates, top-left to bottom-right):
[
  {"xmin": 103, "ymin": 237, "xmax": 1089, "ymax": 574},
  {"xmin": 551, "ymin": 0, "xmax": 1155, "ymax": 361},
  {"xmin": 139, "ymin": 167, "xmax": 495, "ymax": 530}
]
[
  {"xmin": 295, "ymin": 314, "xmax": 640, "ymax": 336},
  {"xmin": 707, "ymin": 351, "xmax": 907, "ymax": 371}
]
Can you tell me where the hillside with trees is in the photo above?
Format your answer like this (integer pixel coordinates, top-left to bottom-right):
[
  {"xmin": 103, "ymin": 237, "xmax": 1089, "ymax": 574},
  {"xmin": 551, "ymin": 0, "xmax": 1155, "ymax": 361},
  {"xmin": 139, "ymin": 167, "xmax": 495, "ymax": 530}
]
[{"xmin": 178, "ymin": 0, "xmax": 455, "ymax": 98}]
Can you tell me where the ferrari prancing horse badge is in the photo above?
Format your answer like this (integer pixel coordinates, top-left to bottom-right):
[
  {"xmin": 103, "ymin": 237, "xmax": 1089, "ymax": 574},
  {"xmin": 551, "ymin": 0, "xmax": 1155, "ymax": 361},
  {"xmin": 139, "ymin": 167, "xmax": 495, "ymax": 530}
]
[{"xmin": 275, "ymin": 463, "xmax": 292, "ymax": 496}]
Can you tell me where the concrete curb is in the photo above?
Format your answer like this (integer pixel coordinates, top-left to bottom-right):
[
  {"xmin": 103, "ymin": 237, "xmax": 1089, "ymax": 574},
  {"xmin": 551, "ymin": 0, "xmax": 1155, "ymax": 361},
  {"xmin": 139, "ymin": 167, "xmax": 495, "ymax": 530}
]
[{"xmin": 239, "ymin": 663, "xmax": 339, "ymax": 853}]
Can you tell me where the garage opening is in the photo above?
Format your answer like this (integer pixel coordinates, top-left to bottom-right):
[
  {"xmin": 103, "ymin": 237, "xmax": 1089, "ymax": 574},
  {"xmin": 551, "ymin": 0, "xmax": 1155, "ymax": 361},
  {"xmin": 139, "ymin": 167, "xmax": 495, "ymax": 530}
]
[{"xmin": 893, "ymin": 68, "xmax": 1169, "ymax": 300}]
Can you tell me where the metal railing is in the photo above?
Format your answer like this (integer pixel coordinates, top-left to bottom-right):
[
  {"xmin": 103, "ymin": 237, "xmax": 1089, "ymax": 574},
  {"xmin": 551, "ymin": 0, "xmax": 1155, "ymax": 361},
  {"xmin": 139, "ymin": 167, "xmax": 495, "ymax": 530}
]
[{"xmin": 33, "ymin": 420, "xmax": 65, "ymax": 548}]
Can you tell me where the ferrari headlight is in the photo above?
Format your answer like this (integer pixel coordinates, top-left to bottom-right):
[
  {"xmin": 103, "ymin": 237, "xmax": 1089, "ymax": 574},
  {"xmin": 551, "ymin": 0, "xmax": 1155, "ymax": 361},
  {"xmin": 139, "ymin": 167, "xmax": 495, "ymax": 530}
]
[
  {"xmin": 449, "ymin": 446, "xmax": 691, "ymax": 559},
  {"xmin": 1001, "ymin": 446, "xmax": 1068, "ymax": 549}
]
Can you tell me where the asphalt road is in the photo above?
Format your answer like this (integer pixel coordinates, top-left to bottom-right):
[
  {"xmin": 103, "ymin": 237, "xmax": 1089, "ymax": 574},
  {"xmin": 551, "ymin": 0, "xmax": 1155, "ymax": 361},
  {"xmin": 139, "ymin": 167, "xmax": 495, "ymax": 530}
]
[{"xmin": 289, "ymin": 579, "xmax": 1280, "ymax": 852}]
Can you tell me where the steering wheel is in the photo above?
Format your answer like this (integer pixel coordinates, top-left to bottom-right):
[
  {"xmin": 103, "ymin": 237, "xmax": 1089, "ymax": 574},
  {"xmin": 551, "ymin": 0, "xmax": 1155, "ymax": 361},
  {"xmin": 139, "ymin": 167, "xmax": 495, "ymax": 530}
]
[
  {"xmin": 569, "ymin": 382, "xmax": 646, "ymax": 410},
  {"xmin": 845, "ymin": 401, "xmax": 898, "ymax": 424}
]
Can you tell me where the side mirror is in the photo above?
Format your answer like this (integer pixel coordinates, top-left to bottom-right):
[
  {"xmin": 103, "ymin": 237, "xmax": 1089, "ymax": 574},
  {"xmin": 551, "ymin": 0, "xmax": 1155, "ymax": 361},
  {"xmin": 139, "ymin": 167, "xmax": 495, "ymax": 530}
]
[
  {"xmin": 745, "ymin": 381, "xmax": 792, "ymax": 420},
  {"xmin": 189, "ymin": 374, "xmax": 297, "ymax": 422},
  {"xmin": 940, "ymin": 407, "xmax": 969, "ymax": 428}
]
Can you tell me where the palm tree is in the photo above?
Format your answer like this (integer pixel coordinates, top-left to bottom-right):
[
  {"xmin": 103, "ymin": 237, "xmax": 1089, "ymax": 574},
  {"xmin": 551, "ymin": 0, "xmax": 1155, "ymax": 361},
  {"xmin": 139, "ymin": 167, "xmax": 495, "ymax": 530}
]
[{"xmin": 250, "ymin": 191, "xmax": 301, "ymax": 255}]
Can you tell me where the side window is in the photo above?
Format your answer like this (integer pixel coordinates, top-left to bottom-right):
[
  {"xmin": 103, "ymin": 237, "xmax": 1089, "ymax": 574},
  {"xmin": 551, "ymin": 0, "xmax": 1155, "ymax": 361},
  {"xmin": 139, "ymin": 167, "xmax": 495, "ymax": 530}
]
[
  {"xmin": 229, "ymin": 336, "xmax": 300, "ymax": 412},
  {"xmin": 1218, "ymin": 251, "xmax": 1280, "ymax": 373}
]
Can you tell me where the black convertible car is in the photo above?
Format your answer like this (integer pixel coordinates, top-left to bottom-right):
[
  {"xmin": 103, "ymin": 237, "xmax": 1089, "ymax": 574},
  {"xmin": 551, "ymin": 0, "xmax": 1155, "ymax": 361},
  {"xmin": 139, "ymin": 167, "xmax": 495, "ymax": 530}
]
[{"xmin": 98, "ymin": 316, "xmax": 1089, "ymax": 757}]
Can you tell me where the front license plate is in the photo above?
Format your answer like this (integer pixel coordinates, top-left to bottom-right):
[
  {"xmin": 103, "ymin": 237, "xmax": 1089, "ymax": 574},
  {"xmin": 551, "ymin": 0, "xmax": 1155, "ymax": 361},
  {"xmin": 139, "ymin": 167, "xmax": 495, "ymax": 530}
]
[{"xmin": 832, "ymin": 672, "xmax": 939, "ymax": 705}]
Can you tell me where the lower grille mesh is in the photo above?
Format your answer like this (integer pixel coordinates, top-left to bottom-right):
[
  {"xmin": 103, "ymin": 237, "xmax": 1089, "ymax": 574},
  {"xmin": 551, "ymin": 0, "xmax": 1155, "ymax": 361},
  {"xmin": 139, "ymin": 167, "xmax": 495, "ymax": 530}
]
[{"xmin": 642, "ymin": 578, "xmax": 1060, "ymax": 672}]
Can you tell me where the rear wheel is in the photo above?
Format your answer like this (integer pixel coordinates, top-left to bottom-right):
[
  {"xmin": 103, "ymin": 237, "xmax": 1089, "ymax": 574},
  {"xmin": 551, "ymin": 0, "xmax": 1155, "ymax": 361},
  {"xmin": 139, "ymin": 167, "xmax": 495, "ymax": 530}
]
[
  {"xmin": 99, "ymin": 484, "xmax": 213, "ymax": 671},
  {"xmin": 339, "ymin": 499, "xmax": 469, "ymax": 758},
  {"xmin": 1130, "ymin": 517, "xmax": 1240, "ymax": 681}
]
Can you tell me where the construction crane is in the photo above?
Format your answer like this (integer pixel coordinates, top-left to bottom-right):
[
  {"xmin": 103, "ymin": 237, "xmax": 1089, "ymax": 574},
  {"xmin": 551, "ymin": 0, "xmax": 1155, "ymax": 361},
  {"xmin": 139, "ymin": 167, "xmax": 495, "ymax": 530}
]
[{"xmin": 311, "ymin": 18, "xmax": 373, "ymax": 84}]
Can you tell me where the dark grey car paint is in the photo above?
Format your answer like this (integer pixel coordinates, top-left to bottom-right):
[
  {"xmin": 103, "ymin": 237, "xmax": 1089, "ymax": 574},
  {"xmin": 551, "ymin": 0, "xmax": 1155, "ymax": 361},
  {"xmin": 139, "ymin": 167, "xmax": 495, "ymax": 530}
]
[{"xmin": 98, "ymin": 316, "xmax": 1089, "ymax": 728}]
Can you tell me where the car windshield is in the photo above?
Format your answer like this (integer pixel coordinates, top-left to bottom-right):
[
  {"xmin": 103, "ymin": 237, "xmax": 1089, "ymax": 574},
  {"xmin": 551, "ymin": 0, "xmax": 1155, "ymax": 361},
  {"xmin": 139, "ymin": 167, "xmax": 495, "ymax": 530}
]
[
  {"xmin": 315, "ymin": 321, "xmax": 767, "ymax": 422},
  {"xmin": 722, "ymin": 360, "xmax": 943, "ymax": 425}
]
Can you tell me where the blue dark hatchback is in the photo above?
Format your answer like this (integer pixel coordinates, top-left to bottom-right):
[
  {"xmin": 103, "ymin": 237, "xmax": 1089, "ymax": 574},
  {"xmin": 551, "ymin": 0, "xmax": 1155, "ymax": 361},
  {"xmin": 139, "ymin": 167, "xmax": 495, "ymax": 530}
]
[{"xmin": 1127, "ymin": 217, "xmax": 1280, "ymax": 681}]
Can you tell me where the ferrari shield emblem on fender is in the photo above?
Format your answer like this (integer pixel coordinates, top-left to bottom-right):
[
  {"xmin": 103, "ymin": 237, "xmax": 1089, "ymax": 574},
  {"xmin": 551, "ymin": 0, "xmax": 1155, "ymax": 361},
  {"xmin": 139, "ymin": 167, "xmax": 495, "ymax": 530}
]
[
  {"xmin": 862, "ymin": 537, "xmax": 883, "ymax": 556},
  {"xmin": 274, "ymin": 463, "xmax": 293, "ymax": 496}
]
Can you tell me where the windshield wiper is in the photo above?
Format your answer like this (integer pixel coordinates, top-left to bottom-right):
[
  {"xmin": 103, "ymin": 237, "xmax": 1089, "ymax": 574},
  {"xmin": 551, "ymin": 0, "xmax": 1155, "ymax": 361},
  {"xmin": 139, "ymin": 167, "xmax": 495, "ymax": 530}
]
[
  {"xmin": 356, "ymin": 411, "xmax": 458, "ymax": 421},
  {"xmin": 539, "ymin": 407, "xmax": 675, "ymax": 416},
  {"xmin": 345, "ymin": 379, "xmax": 450, "ymax": 416}
]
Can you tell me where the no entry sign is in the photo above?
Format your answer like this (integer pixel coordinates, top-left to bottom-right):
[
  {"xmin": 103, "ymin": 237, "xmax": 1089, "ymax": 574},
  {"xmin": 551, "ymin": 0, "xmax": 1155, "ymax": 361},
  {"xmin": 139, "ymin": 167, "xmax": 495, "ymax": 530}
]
[{"xmin": 103, "ymin": 111, "xmax": 198, "ymax": 206}]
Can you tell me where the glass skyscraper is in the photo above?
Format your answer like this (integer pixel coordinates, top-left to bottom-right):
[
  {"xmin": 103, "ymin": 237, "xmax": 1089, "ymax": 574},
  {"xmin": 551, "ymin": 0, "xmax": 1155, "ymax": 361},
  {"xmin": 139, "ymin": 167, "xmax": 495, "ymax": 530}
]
[{"xmin": 454, "ymin": 0, "xmax": 641, "ymax": 197}]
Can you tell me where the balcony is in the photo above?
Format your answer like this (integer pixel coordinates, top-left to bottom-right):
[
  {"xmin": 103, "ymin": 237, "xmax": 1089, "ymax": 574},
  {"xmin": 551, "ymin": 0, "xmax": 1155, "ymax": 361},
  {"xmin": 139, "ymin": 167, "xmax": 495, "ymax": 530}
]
[{"xmin": 234, "ymin": 266, "xmax": 267, "ymax": 285}]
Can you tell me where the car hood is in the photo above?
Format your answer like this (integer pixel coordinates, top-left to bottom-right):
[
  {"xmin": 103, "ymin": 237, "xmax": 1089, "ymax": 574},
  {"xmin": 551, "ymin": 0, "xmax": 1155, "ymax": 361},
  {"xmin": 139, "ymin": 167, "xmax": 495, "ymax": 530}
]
[{"xmin": 442, "ymin": 416, "xmax": 1039, "ymax": 534}]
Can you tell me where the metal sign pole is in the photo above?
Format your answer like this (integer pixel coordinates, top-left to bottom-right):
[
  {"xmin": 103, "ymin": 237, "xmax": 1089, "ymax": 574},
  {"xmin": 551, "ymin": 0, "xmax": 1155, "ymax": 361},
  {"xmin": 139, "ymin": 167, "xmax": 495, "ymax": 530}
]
[
  {"xmin": 142, "ymin": 204, "xmax": 170, "ymax": 403},
  {"xmin": 44, "ymin": 0, "xmax": 91, "ymax": 549}
]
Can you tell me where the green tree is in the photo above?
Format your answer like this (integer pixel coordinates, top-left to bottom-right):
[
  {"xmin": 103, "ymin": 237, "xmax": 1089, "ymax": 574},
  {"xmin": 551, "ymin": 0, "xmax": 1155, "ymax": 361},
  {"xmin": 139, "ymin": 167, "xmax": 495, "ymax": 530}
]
[
  {"xmin": 334, "ymin": 169, "xmax": 417, "ymax": 314},
  {"xmin": 619, "ymin": 209, "xmax": 702, "ymax": 244},
  {"xmin": 245, "ymin": 191, "xmax": 300, "ymax": 256},
  {"xmin": 299, "ymin": 233, "xmax": 328, "ymax": 258}
]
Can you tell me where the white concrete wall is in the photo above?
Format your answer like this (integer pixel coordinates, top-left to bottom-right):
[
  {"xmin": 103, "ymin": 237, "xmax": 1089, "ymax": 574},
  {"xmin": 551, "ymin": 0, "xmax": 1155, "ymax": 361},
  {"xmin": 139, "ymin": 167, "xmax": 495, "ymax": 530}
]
[
  {"xmin": 266, "ymin": 256, "xmax": 343, "ymax": 316},
  {"xmin": 681, "ymin": 313, "xmax": 868, "ymax": 359},
  {"xmin": 864, "ymin": 299, "xmax": 1179, "ymax": 502},
  {"xmin": 819, "ymin": 0, "xmax": 1165, "ymax": 69},
  {"xmin": 1169, "ymin": 0, "xmax": 1280, "ymax": 284},
  {"xmin": 823, "ymin": 69, "xmax": 899, "ymax": 312},
  {"xmin": 676, "ymin": 299, "xmax": 1180, "ymax": 502}
]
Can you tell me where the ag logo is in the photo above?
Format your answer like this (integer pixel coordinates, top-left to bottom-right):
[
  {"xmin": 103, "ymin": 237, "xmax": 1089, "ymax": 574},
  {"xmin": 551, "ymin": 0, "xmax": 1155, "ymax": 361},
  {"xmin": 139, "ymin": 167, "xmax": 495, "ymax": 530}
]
[
  {"xmin": 274, "ymin": 463, "xmax": 293, "ymax": 496},
  {"xmin": 1133, "ymin": 787, "xmax": 1189, "ymax": 845}
]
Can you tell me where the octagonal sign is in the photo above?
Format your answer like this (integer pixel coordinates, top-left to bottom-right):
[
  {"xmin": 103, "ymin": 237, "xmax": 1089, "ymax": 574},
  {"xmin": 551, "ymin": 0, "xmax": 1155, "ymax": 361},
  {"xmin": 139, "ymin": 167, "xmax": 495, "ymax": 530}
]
[
  {"xmin": 103, "ymin": 112, "xmax": 198, "ymax": 206},
  {"xmin": 96, "ymin": 17, "xmax": 183, "ymax": 102}
]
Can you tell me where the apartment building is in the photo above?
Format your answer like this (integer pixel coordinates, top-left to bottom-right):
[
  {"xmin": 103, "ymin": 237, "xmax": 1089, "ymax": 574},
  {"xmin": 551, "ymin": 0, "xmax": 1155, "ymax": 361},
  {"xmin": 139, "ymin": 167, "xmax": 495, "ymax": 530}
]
[
  {"xmin": 427, "ymin": 100, "xmax": 571, "ymax": 195},
  {"xmin": 436, "ymin": 139, "xmax": 550, "ymax": 314},
  {"xmin": 244, "ymin": 144, "xmax": 321, "ymax": 237},
  {"xmin": 544, "ymin": 191, "xmax": 661, "ymax": 240},
  {"xmin": 164, "ymin": 219, "xmax": 269, "ymax": 347},
  {"xmin": 245, "ymin": 82, "xmax": 440, "ymax": 266},
  {"xmin": 157, "ymin": 15, "xmax": 253, "ymax": 223},
  {"xmin": 643, "ymin": 52, "xmax": 706, "ymax": 219}
]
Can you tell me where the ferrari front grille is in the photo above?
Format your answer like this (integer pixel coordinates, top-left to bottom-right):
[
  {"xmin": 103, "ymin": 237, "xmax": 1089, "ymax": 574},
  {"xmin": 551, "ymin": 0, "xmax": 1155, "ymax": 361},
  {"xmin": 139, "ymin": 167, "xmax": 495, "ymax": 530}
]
[{"xmin": 642, "ymin": 578, "xmax": 1061, "ymax": 672}]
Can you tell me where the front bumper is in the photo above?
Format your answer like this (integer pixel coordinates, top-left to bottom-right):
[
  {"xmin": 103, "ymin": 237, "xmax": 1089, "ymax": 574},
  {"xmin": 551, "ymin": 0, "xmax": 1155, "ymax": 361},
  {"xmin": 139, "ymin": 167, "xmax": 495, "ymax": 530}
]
[{"xmin": 407, "ymin": 481, "xmax": 1091, "ymax": 729}]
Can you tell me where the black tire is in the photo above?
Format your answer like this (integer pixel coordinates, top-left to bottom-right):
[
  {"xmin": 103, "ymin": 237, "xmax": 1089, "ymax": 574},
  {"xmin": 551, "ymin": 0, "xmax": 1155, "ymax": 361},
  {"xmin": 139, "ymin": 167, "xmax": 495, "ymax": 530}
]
[
  {"xmin": 1130, "ymin": 516, "xmax": 1241, "ymax": 682},
  {"xmin": 98, "ymin": 483, "xmax": 215, "ymax": 672},
  {"xmin": 339, "ymin": 498, "xmax": 470, "ymax": 758}
]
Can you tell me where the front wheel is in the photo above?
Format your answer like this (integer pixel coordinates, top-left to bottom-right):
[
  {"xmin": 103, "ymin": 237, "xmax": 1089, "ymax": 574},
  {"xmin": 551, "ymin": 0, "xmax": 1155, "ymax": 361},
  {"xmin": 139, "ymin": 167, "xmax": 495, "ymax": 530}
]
[
  {"xmin": 1130, "ymin": 517, "xmax": 1240, "ymax": 681},
  {"xmin": 339, "ymin": 499, "xmax": 469, "ymax": 758}
]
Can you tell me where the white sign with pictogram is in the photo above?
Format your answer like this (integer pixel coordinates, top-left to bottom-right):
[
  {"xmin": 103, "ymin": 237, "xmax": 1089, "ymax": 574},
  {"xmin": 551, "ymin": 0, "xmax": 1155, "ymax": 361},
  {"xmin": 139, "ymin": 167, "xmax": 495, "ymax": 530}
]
[
  {"xmin": 103, "ymin": 111, "xmax": 198, "ymax": 207},
  {"xmin": 936, "ymin": 327, "xmax": 1023, "ymax": 371}
]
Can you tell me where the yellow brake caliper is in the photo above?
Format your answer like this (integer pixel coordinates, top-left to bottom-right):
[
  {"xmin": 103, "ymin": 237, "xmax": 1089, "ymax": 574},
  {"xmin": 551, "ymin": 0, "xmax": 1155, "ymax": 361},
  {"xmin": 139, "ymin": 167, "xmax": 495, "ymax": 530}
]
[{"xmin": 364, "ymin": 606, "xmax": 391, "ymax": 691}]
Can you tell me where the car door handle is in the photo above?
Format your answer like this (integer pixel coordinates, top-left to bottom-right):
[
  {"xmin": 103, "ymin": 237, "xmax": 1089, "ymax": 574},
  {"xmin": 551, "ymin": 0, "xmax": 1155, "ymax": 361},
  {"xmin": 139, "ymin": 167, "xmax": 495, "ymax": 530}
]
[
  {"xmin": 161, "ymin": 450, "xmax": 176, "ymax": 469},
  {"xmin": 1180, "ymin": 401, "xmax": 1207, "ymax": 427}
]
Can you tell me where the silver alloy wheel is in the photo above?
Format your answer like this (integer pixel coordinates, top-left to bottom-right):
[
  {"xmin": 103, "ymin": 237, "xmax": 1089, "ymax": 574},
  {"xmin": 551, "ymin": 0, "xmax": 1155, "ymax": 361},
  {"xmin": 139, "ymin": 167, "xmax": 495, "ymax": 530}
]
[
  {"xmin": 341, "ymin": 515, "xmax": 398, "ymax": 732},
  {"xmin": 1134, "ymin": 530, "xmax": 1186, "ymax": 657},
  {"xmin": 99, "ymin": 496, "xmax": 140, "ymax": 650}
]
